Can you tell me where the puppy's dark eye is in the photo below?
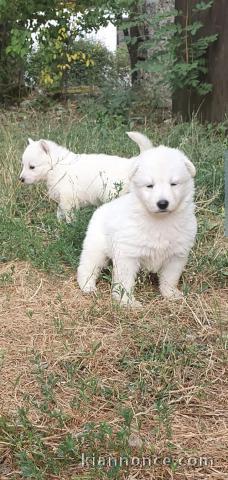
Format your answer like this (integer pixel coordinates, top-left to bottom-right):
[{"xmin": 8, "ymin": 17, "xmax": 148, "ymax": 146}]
[
  {"xmin": 147, "ymin": 184, "xmax": 154, "ymax": 188},
  {"xmin": 29, "ymin": 165, "xmax": 35, "ymax": 170},
  {"xmin": 171, "ymin": 182, "xmax": 177, "ymax": 186}
]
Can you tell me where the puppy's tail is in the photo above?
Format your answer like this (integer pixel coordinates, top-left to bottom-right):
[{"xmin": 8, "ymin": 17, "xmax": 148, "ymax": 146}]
[{"xmin": 126, "ymin": 131, "xmax": 153, "ymax": 153}]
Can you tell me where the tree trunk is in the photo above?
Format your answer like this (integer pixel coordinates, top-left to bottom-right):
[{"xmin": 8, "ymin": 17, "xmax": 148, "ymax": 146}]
[
  {"xmin": 173, "ymin": 0, "xmax": 228, "ymax": 122},
  {"xmin": 120, "ymin": 0, "xmax": 174, "ymax": 85},
  {"xmin": 123, "ymin": 2, "xmax": 149, "ymax": 85}
]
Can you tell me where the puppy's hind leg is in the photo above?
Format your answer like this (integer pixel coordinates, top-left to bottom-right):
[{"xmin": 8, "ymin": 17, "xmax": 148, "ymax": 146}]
[
  {"xmin": 57, "ymin": 204, "xmax": 73, "ymax": 223},
  {"xmin": 77, "ymin": 237, "xmax": 107, "ymax": 294},
  {"xmin": 57, "ymin": 205, "xmax": 69, "ymax": 222},
  {"xmin": 58, "ymin": 194, "xmax": 80, "ymax": 223}
]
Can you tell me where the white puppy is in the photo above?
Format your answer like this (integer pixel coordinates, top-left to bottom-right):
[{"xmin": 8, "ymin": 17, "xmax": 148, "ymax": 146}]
[
  {"xmin": 19, "ymin": 134, "xmax": 150, "ymax": 222},
  {"xmin": 77, "ymin": 136, "xmax": 197, "ymax": 306}
]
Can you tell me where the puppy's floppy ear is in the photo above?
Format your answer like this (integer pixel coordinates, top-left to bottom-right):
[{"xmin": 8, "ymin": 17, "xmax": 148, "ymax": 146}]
[
  {"xmin": 39, "ymin": 140, "xmax": 50, "ymax": 155},
  {"xmin": 28, "ymin": 138, "xmax": 34, "ymax": 144},
  {"xmin": 183, "ymin": 155, "xmax": 196, "ymax": 177},
  {"xmin": 127, "ymin": 131, "xmax": 153, "ymax": 153}
]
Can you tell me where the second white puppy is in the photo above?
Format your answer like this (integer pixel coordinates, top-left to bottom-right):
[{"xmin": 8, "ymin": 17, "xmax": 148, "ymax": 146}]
[
  {"xmin": 20, "ymin": 134, "xmax": 149, "ymax": 222},
  {"xmin": 77, "ymin": 136, "xmax": 197, "ymax": 306}
]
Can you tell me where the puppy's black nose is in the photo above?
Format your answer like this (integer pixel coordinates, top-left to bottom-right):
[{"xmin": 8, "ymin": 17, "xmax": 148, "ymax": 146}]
[
  {"xmin": 157, "ymin": 199, "xmax": 169, "ymax": 210},
  {"xmin": 20, "ymin": 177, "xmax": 25, "ymax": 183}
]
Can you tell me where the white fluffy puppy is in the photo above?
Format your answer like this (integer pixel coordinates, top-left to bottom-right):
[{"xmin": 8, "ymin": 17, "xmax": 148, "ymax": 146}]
[
  {"xmin": 19, "ymin": 134, "xmax": 149, "ymax": 222},
  {"xmin": 77, "ymin": 136, "xmax": 197, "ymax": 306}
]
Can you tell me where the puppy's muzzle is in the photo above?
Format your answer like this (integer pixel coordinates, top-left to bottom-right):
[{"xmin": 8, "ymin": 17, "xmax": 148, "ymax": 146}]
[
  {"xmin": 20, "ymin": 176, "xmax": 25, "ymax": 183},
  {"xmin": 157, "ymin": 199, "xmax": 169, "ymax": 211}
]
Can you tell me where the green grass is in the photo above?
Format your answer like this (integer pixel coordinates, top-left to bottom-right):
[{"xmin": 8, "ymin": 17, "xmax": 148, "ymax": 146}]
[{"xmin": 0, "ymin": 107, "xmax": 227, "ymax": 282}]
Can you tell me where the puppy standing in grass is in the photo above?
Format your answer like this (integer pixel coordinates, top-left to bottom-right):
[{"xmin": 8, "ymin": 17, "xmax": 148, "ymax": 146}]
[
  {"xmin": 19, "ymin": 134, "xmax": 148, "ymax": 222},
  {"xmin": 77, "ymin": 134, "xmax": 197, "ymax": 306}
]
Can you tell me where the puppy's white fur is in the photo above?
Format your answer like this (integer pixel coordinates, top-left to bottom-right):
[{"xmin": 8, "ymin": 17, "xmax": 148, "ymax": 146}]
[
  {"xmin": 20, "ymin": 134, "xmax": 152, "ymax": 222},
  {"xmin": 77, "ymin": 141, "xmax": 197, "ymax": 306}
]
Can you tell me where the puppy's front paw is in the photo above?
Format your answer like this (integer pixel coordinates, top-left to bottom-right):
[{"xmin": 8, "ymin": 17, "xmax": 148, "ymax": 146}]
[
  {"xmin": 130, "ymin": 299, "xmax": 143, "ymax": 309},
  {"xmin": 112, "ymin": 292, "xmax": 142, "ymax": 309},
  {"xmin": 81, "ymin": 284, "xmax": 97, "ymax": 294},
  {"xmin": 160, "ymin": 286, "xmax": 183, "ymax": 300},
  {"xmin": 77, "ymin": 273, "xmax": 97, "ymax": 294}
]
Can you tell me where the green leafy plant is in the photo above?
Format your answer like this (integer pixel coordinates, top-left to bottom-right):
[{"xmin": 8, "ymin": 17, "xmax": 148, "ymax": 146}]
[
  {"xmin": 130, "ymin": 1, "xmax": 218, "ymax": 97},
  {"xmin": 0, "ymin": 0, "xmax": 135, "ymax": 102}
]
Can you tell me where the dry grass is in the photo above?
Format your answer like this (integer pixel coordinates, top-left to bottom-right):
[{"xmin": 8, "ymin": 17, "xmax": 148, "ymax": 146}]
[{"xmin": 0, "ymin": 261, "xmax": 227, "ymax": 479}]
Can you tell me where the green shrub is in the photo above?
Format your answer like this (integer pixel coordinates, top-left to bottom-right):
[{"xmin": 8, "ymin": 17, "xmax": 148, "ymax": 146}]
[{"xmin": 26, "ymin": 40, "xmax": 130, "ymax": 92}]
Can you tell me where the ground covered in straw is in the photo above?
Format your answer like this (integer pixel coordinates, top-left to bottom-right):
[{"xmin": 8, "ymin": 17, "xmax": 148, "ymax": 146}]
[{"xmin": 0, "ymin": 261, "xmax": 227, "ymax": 480}]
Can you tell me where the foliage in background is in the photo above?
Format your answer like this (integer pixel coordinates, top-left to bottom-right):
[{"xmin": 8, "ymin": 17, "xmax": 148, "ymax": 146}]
[
  {"xmin": 30, "ymin": 24, "xmax": 94, "ymax": 92},
  {"xmin": 0, "ymin": 2, "xmax": 96, "ymax": 98},
  {"xmin": 0, "ymin": 0, "xmax": 219, "ymax": 106},
  {"xmin": 0, "ymin": 0, "xmax": 135, "ymax": 101},
  {"xmin": 130, "ymin": 1, "xmax": 218, "ymax": 96},
  {"xmin": 27, "ymin": 39, "xmax": 129, "ymax": 93},
  {"xmin": 68, "ymin": 41, "xmax": 129, "ymax": 88}
]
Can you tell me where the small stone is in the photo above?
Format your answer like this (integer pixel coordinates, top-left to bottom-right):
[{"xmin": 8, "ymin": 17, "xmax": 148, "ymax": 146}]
[{"xmin": 128, "ymin": 432, "xmax": 143, "ymax": 448}]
